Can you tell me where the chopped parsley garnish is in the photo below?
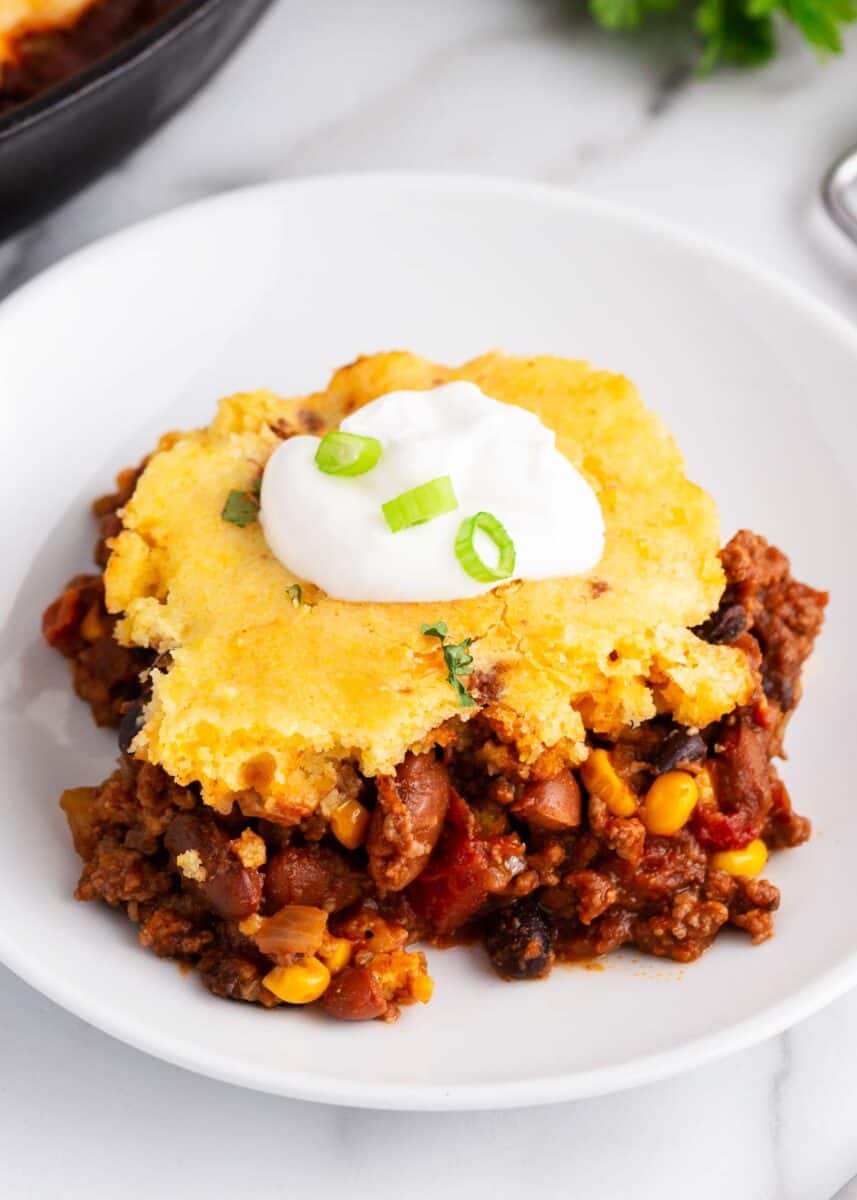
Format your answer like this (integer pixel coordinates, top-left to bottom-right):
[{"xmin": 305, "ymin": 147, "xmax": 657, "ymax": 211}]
[
  {"xmin": 286, "ymin": 584, "xmax": 303, "ymax": 608},
  {"xmin": 421, "ymin": 621, "xmax": 475, "ymax": 708},
  {"xmin": 222, "ymin": 485, "xmax": 260, "ymax": 527}
]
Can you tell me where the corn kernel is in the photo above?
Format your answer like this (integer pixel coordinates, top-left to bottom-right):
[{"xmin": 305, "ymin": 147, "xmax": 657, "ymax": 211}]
[
  {"xmin": 263, "ymin": 958, "xmax": 331, "ymax": 1004},
  {"xmin": 580, "ymin": 748, "xmax": 637, "ymax": 818},
  {"xmin": 318, "ymin": 934, "xmax": 353, "ymax": 975},
  {"xmin": 642, "ymin": 771, "xmax": 699, "ymax": 836},
  {"xmin": 238, "ymin": 914, "xmax": 263, "ymax": 937},
  {"xmin": 329, "ymin": 798, "xmax": 371, "ymax": 850},
  {"xmin": 711, "ymin": 838, "xmax": 768, "ymax": 878}
]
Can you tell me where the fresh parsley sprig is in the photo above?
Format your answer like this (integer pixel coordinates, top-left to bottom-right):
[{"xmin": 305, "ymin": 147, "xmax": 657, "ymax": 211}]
[
  {"xmin": 421, "ymin": 621, "xmax": 476, "ymax": 708},
  {"xmin": 588, "ymin": 0, "xmax": 855, "ymax": 69}
]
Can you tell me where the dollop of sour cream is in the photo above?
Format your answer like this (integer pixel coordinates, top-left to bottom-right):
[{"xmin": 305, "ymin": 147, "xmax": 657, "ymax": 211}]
[{"xmin": 260, "ymin": 383, "xmax": 604, "ymax": 603}]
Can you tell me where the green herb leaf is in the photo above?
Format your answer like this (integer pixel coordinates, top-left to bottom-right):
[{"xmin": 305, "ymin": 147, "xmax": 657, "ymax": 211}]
[
  {"xmin": 782, "ymin": 0, "xmax": 857, "ymax": 51},
  {"xmin": 589, "ymin": 0, "xmax": 681, "ymax": 27},
  {"xmin": 221, "ymin": 488, "xmax": 260, "ymax": 527},
  {"xmin": 422, "ymin": 622, "xmax": 475, "ymax": 708},
  {"xmin": 589, "ymin": 0, "xmax": 645, "ymax": 27},
  {"xmin": 586, "ymin": 0, "xmax": 855, "ymax": 70},
  {"xmin": 286, "ymin": 584, "xmax": 303, "ymax": 608},
  {"xmin": 696, "ymin": 0, "xmax": 774, "ymax": 66}
]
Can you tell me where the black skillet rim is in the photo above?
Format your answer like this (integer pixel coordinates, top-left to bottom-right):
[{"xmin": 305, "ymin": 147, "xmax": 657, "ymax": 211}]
[{"xmin": 0, "ymin": 0, "xmax": 223, "ymax": 141}]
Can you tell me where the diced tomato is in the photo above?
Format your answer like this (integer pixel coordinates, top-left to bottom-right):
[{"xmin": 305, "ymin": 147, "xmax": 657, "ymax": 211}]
[
  {"xmin": 407, "ymin": 793, "xmax": 493, "ymax": 934},
  {"xmin": 691, "ymin": 806, "xmax": 760, "ymax": 851}
]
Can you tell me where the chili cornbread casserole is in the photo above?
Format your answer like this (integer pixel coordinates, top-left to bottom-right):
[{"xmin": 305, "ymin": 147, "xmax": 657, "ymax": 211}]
[
  {"xmin": 0, "ymin": 0, "xmax": 183, "ymax": 114},
  {"xmin": 43, "ymin": 352, "xmax": 827, "ymax": 1021}
]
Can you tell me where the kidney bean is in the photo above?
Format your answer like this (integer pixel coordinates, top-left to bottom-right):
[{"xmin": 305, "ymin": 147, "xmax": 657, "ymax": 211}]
[
  {"xmin": 650, "ymin": 728, "xmax": 707, "ymax": 776},
  {"xmin": 367, "ymin": 751, "xmax": 451, "ymax": 892},
  {"xmin": 204, "ymin": 869, "xmax": 263, "ymax": 923},
  {"xmin": 691, "ymin": 717, "xmax": 771, "ymax": 850},
  {"xmin": 264, "ymin": 844, "xmax": 366, "ymax": 914},
  {"xmin": 322, "ymin": 966, "xmax": 389, "ymax": 1021},
  {"xmin": 510, "ymin": 770, "xmax": 582, "ymax": 830},
  {"xmin": 165, "ymin": 812, "xmax": 262, "ymax": 921},
  {"xmin": 712, "ymin": 719, "xmax": 770, "ymax": 811}
]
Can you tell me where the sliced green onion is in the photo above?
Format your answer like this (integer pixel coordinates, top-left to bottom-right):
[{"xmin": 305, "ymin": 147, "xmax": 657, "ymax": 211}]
[
  {"xmin": 382, "ymin": 475, "xmax": 458, "ymax": 533},
  {"xmin": 222, "ymin": 488, "xmax": 259, "ymax": 527},
  {"xmin": 315, "ymin": 431, "xmax": 382, "ymax": 477},
  {"xmin": 455, "ymin": 512, "xmax": 516, "ymax": 583}
]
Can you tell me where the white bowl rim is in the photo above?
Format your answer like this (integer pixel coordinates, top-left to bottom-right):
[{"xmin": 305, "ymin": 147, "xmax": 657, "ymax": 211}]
[{"xmin": 2, "ymin": 171, "xmax": 856, "ymax": 1110}]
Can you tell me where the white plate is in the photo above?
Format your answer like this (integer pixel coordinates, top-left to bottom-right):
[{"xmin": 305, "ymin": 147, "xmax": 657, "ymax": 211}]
[{"xmin": 0, "ymin": 175, "xmax": 853, "ymax": 1110}]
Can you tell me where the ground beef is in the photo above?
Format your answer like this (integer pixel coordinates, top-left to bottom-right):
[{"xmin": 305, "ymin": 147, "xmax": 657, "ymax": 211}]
[
  {"xmin": 197, "ymin": 952, "xmax": 273, "ymax": 1006},
  {"xmin": 715, "ymin": 530, "xmax": 828, "ymax": 751},
  {"xmin": 0, "ymin": 0, "xmax": 185, "ymax": 115},
  {"xmin": 61, "ymin": 757, "xmax": 427, "ymax": 1017},
  {"xmin": 632, "ymin": 892, "xmax": 730, "ymax": 962},
  {"xmin": 45, "ymin": 508, "xmax": 826, "ymax": 1013}
]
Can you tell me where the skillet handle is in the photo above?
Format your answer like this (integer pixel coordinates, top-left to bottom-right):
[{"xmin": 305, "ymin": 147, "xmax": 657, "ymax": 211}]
[{"xmin": 822, "ymin": 144, "xmax": 857, "ymax": 248}]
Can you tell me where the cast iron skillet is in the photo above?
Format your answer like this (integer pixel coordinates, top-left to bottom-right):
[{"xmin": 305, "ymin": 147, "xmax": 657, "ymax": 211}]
[{"xmin": 0, "ymin": 0, "xmax": 273, "ymax": 236}]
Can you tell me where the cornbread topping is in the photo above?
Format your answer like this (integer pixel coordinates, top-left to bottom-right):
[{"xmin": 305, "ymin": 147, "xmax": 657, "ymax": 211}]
[
  {"xmin": 259, "ymin": 382, "xmax": 606, "ymax": 602},
  {"xmin": 101, "ymin": 353, "xmax": 755, "ymax": 818}
]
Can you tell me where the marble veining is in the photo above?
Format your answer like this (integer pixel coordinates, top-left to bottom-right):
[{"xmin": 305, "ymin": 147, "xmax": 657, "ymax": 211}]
[{"xmin": 2, "ymin": 3, "xmax": 857, "ymax": 1197}]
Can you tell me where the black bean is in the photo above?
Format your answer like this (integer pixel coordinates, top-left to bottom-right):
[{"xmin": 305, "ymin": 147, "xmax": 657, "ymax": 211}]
[
  {"xmin": 117, "ymin": 699, "xmax": 145, "ymax": 755},
  {"xmin": 693, "ymin": 603, "xmax": 747, "ymax": 645},
  {"xmin": 650, "ymin": 728, "xmax": 707, "ymax": 776},
  {"xmin": 483, "ymin": 897, "xmax": 556, "ymax": 980}
]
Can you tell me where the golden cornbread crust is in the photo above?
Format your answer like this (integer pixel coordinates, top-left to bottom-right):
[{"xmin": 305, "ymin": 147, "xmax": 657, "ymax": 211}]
[{"xmin": 104, "ymin": 352, "xmax": 753, "ymax": 824}]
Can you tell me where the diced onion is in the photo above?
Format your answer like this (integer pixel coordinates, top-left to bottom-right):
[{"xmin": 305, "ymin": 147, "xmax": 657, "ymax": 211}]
[
  {"xmin": 254, "ymin": 905, "xmax": 328, "ymax": 962},
  {"xmin": 315, "ymin": 431, "xmax": 382, "ymax": 476},
  {"xmin": 454, "ymin": 511, "xmax": 516, "ymax": 582},
  {"xmin": 381, "ymin": 475, "xmax": 458, "ymax": 532}
]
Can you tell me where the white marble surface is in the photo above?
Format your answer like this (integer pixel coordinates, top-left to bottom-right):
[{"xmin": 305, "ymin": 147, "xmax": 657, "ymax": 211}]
[{"xmin": 2, "ymin": 3, "xmax": 857, "ymax": 1197}]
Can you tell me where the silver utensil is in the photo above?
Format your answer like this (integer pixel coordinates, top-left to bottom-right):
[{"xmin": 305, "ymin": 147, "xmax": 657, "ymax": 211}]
[{"xmin": 822, "ymin": 143, "xmax": 857, "ymax": 248}]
